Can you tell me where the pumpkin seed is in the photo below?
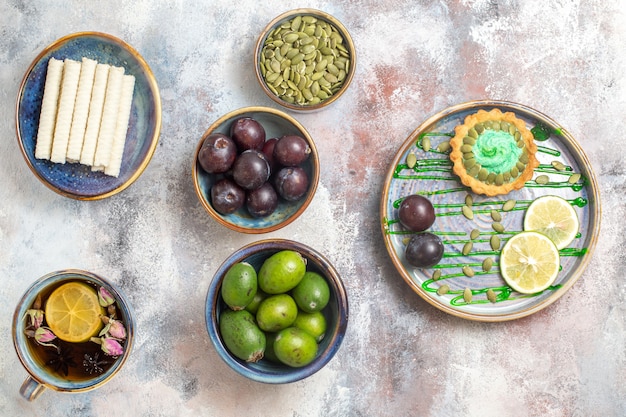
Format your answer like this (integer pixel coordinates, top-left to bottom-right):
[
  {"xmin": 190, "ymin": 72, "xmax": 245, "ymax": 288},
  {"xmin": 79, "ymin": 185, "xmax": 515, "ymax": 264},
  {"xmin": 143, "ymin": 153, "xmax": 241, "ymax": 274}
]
[
  {"xmin": 519, "ymin": 152, "xmax": 529, "ymax": 164},
  {"xmin": 510, "ymin": 166, "xmax": 519, "ymax": 178},
  {"xmin": 502, "ymin": 199, "xmax": 516, "ymax": 212},
  {"xmin": 465, "ymin": 194, "xmax": 473, "ymax": 207},
  {"xmin": 490, "ymin": 235, "xmax": 501, "ymax": 251},
  {"xmin": 478, "ymin": 168, "xmax": 488, "ymax": 181},
  {"xmin": 482, "ymin": 257, "xmax": 493, "ymax": 272},
  {"xmin": 551, "ymin": 161, "xmax": 566, "ymax": 171},
  {"xmin": 470, "ymin": 229, "xmax": 480, "ymax": 240},
  {"xmin": 463, "ymin": 288, "xmax": 473, "ymax": 303},
  {"xmin": 462, "ymin": 265, "xmax": 475, "ymax": 277},
  {"xmin": 462, "ymin": 205, "xmax": 474, "ymax": 220},
  {"xmin": 492, "ymin": 222, "xmax": 505, "ymax": 233},
  {"xmin": 436, "ymin": 284, "xmax": 450, "ymax": 296},
  {"xmin": 468, "ymin": 127, "xmax": 478, "ymax": 138},
  {"xmin": 462, "ymin": 242, "xmax": 473, "ymax": 256},
  {"xmin": 437, "ymin": 141, "xmax": 451, "ymax": 153},
  {"xmin": 535, "ymin": 175, "xmax": 549, "ymax": 185},
  {"xmin": 486, "ymin": 288, "xmax": 497, "ymax": 303},
  {"xmin": 475, "ymin": 123, "xmax": 485, "ymax": 134},
  {"xmin": 491, "ymin": 210, "xmax": 502, "ymax": 222},
  {"xmin": 464, "ymin": 158, "xmax": 477, "ymax": 169},
  {"xmin": 495, "ymin": 173, "xmax": 504, "ymax": 186},
  {"xmin": 463, "ymin": 136, "xmax": 476, "ymax": 145},
  {"xmin": 432, "ymin": 270, "xmax": 442, "ymax": 281},
  {"xmin": 260, "ymin": 15, "xmax": 351, "ymax": 106},
  {"xmin": 422, "ymin": 137, "xmax": 431, "ymax": 151},
  {"xmin": 406, "ymin": 152, "xmax": 417, "ymax": 169},
  {"xmin": 568, "ymin": 173, "xmax": 581, "ymax": 184},
  {"xmin": 461, "ymin": 144, "xmax": 473, "ymax": 153}
]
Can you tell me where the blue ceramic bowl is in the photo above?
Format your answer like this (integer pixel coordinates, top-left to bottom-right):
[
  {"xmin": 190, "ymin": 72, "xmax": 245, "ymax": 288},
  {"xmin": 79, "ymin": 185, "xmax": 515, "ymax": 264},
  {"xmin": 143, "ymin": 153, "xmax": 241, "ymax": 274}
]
[
  {"xmin": 12, "ymin": 269, "xmax": 135, "ymax": 399},
  {"xmin": 16, "ymin": 32, "xmax": 162, "ymax": 200},
  {"xmin": 205, "ymin": 239, "xmax": 348, "ymax": 384},
  {"xmin": 192, "ymin": 106, "xmax": 319, "ymax": 233}
]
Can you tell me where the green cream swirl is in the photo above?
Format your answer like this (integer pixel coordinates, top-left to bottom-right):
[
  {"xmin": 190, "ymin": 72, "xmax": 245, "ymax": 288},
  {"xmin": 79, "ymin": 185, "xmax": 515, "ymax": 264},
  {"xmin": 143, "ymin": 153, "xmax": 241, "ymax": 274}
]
[{"xmin": 473, "ymin": 130, "xmax": 522, "ymax": 174}]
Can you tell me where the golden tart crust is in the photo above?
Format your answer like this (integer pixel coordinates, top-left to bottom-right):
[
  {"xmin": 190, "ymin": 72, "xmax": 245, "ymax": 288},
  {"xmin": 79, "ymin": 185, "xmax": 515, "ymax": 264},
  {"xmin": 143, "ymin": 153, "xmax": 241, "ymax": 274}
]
[{"xmin": 449, "ymin": 108, "xmax": 539, "ymax": 197}]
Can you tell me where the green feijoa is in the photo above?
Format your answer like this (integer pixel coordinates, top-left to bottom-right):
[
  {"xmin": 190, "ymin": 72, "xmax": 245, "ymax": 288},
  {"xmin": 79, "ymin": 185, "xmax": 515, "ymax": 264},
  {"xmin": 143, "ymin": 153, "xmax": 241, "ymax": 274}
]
[
  {"xmin": 245, "ymin": 289, "xmax": 268, "ymax": 315},
  {"xmin": 293, "ymin": 310, "xmax": 327, "ymax": 342},
  {"xmin": 274, "ymin": 327, "xmax": 318, "ymax": 367},
  {"xmin": 258, "ymin": 250, "xmax": 307, "ymax": 294},
  {"xmin": 219, "ymin": 310, "xmax": 265, "ymax": 362},
  {"xmin": 291, "ymin": 271, "xmax": 330, "ymax": 313},
  {"xmin": 256, "ymin": 294, "xmax": 298, "ymax": 332},
  {"xmin": 263, "ymin": 331, "xmax": 280, "ymax": 363},
  {"xmin": 221, "ymin": 262, "xmax": 258, "ymax": 311}
]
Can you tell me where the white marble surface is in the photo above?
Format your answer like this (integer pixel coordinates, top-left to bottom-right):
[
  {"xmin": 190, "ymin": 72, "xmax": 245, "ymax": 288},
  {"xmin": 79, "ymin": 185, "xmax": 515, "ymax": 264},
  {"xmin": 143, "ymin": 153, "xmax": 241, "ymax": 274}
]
[{"xmin": 1, "ymin": 1, "xmax": 625, "ymax": 416}]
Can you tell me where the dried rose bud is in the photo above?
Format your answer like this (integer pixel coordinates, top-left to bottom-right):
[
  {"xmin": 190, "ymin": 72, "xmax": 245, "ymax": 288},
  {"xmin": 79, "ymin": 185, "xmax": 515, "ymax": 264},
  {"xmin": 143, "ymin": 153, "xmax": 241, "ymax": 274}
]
[
  {"xmin": 91, "ymin": 336, "xmax": 124, "ymax": 356},
  {"xmin": 108, "ymin": 319, "xmax": 127, "ymax": 340},
  {"xmin": 24, "ymin": 309, "xmax": 44, "ymax": 329},
  {"xmin": 99, "ymin": 317, "xmax": 127, "ymax": 340},
  {"xmin": 98, "ymin": 287, "xmax": 115, "ymax": 307},
  {"xmin": 35, "ymin": 327, "xmax": 57, "ymax": 343}
]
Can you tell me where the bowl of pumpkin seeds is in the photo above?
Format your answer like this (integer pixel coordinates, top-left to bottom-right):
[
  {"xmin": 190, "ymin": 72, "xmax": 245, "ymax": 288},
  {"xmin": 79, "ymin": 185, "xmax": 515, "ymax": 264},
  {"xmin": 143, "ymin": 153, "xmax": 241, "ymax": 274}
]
[{"xmin": 254, "ymin": 9, "xmax": 356, "ymax": 112}]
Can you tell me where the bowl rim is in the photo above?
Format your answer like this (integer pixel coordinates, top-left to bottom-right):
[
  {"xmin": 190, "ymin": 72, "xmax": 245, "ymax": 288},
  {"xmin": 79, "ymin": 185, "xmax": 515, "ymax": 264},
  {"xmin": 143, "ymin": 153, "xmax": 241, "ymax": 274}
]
[
  {"xmin": 192, "ymin": 106, "xmax": 320, "ymax": 234},
  {"xmin": 205, "ymin": 238, "xmax": 349, "ymax": 384},
  {"xmin": 254, "ymin": 8, "xmax": 357, "ymax": 112}
]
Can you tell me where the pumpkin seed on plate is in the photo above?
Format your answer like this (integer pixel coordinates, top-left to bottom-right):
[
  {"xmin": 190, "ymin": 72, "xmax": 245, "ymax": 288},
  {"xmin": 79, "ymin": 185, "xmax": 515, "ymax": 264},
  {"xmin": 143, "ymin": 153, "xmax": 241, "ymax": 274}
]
[
  {"xmin": 492, "ymin": 222, "xmax": 505, "ymax": 233},
  {"xmin": 462, "ymin": 205, "xmax": 474, "ymax": 220},
  {"xmin": 432, "ymin": 270, "xmax": 442, "ymax": 281},
  {"xmin": 486, "ymin": 288, "xmax": 497, "ymax": 303},
  {"xmin": 568, "ymin": 173, "xmax": 581, "ymax": 184},
  {"xmin": 491, "ymin": 209, "xmax": 502, "ymax": 222},
  {"xmin": 490, "ymin": 235, "xmax": 501, "ymax": 251},
  {"xmin": 462, "ymin": 242, "xmax": 473, "ymax": 256},
  {"xmin": 437, "ymin": 284, "xmax": 450, "ymax": 296},
  {"xmin": 462, "ymin": 265, "xmax": 475, "ymax": 277},
  {"xmin": 406, "ymin": 152, "xmax": 417, "ymax": 169},
  {"xmin": 502, "ymin": 199, "xmax": 516, "ymax": 212},
  {"xmin": 463, "ymin": 287, "xmax": 473, "ymax": 303},
  {"xmin": 470, "ymin": 229, "xmax": 480, "ymax": 240},
  {"xmin": 482, "ymin": 257, "xmax": 494, "ymax": 272},
  {"xmin": 535, "ymin": 175, "xmax": 550, "ymax": 185}
]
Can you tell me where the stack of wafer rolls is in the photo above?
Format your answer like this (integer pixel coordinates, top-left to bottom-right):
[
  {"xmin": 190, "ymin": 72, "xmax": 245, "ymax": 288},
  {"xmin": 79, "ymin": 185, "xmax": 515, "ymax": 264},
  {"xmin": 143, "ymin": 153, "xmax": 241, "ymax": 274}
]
[{"xmin": 35, "ymin": 56, "xmax": 135, "ymax": 178}]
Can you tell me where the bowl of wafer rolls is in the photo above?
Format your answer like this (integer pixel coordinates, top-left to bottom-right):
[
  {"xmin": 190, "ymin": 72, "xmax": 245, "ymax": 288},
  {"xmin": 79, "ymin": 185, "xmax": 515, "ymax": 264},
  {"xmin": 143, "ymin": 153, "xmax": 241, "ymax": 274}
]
[{"xmin": 16, "ymin": 32, "xmax": 161, "ymax": 200}]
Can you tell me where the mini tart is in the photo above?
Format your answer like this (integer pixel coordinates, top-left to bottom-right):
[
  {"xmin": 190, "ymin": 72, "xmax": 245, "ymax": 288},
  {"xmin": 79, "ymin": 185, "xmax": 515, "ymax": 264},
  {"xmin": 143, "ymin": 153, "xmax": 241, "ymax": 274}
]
[{"xmin": 449, "ymin": 108, "xmax": 539, "ymax": 197}]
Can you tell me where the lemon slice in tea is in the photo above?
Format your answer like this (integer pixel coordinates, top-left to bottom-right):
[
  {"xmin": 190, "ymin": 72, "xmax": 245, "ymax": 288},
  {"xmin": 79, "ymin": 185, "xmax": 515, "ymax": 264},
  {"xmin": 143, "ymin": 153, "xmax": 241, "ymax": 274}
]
[
  {"xmin": 523, "ymin": 195, "xmax": 579, "ymax": 249},
  {"xmin": 45, "ymin": 282, "xmax": 105, "ymax": 343},
  {"xmin": 499, "ymin": 231, "xmax": 560, "ymax": 294}
]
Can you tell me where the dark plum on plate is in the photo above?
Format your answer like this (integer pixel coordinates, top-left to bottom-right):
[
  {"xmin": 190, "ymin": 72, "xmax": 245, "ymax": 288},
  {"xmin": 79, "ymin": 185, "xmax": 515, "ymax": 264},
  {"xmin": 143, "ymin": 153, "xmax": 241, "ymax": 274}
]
[
  {"xmin": 230, "ymin": 117, "xmax": 266, "ymax": 152},
  {"xmin": 273, "ymin": 135, "xmax": 311, "ymax": 166},
  {"xmin": 398, "ymin": 195, "xmax": 436, "ymax": 232},
  {"xmin": 274, "ymin": 166, "xmax": 309, "ymax": 201},
  {"xmin": 233, "ymin": 150, "xmax": 270, "ymax": 190},
  {"xmin": 211, "ymin": 178, "xmax": 245, "ymax": 215},
  {"xmin": 405, "ymin": 232, "xmax": 444, "ymax": 268},
  {"xmin": 246, "ymin": 182, "xmax": 278, "ymax": 218},
  {"xmin": 198, "ymin": 133, "xmax": 238, "ymax": 174}
]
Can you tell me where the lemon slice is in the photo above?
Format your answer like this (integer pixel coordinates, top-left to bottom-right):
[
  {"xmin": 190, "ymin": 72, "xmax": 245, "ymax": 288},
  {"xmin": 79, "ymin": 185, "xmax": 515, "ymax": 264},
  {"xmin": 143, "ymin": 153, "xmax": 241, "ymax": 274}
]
[
  {"xmin": 500, "ymin": 231, "xmax": 560, "ymax": 294},
  {"xmin": 523, "ymin": 195, "xmax": 579, "ymax": 249},
  {"xmin": 45, "ymin": 282, "xmax": 105, "ymax": 343}
]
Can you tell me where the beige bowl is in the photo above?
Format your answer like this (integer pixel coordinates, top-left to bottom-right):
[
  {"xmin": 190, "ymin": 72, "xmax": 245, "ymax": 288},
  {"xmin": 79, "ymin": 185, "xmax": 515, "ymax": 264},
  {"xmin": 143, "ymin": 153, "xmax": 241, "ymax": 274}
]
[{"xmin": 254, "ymin": 9, "xmax": 356, "ymax": 112}]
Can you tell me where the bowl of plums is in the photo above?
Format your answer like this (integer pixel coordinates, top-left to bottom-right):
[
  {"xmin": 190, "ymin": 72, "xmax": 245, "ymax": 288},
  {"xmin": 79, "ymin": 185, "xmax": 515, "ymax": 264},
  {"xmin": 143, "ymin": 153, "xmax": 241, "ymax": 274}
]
[
  {"xmin": 192, "ymin": 106, "xmax": 319, "ymax": 233},
  {"xmin": 205, "ymin": 238, "xmax": 349, "ymax": 383}
]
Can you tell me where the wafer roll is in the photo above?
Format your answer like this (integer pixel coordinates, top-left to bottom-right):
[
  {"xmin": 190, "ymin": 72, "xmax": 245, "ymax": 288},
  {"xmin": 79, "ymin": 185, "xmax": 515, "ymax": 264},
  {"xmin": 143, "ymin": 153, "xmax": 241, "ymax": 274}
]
[
  {"xmin": 93, "ymin": 65, "xmax": 125, "ymax": 169},
  {"xmin": 35, "ymin": 57, "xmax": 64, "ymax": 160},
  {"xmin": 66, "ymin": 57, "xmax": 97, "ymax": 162},
  {"xmin": 105, "ymin": 74, "xmax": 135, "ymax": 177},
  {"xmin": 50, "ymin": 59, "xmax": 82, "ymax": 163},
  {"xmin": 80, "ymin": 63, "xmax": 110, "ymax": 165}
]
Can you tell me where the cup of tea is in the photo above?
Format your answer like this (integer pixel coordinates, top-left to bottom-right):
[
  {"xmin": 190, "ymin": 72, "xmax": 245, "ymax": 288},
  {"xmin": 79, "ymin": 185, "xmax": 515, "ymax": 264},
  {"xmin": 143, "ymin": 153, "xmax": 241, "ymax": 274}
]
[{"xmin": 12, "ymin": 269, "xmax": 135, "ymax": 400}]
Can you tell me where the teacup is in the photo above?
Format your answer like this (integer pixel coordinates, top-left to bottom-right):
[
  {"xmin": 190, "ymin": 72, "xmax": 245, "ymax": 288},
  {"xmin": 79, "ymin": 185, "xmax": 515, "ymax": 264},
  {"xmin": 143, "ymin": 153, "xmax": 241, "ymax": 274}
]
[{"xmin": 12, "ymin": 269, "xmax": 134, "ymax": 400}]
